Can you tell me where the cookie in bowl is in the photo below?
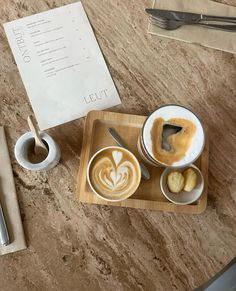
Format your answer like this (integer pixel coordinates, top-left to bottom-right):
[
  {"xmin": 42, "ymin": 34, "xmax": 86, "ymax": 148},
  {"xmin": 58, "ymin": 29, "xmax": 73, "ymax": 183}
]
[
  {"xmin": 160, "ymin": 164, "xmax": 204, "ymax": 205},
  {"xmin": 167, "ymin": 171, "xmax": 185, "ymax": 193}
]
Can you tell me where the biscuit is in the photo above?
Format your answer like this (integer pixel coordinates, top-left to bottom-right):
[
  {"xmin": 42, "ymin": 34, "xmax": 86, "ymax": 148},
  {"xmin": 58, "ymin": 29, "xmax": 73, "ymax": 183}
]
[
  {"xmin": 167, "ymin": 171, "xmax": 184, "ymax": 193},
  {"xmin": 183, "ymin": 168, "xmax": 197, "ymax": 192}
]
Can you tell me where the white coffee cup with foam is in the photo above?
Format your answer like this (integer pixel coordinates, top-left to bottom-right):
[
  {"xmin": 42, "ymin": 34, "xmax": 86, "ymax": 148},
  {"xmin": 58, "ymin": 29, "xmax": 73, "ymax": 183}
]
[
  {"xmin": 139, "ymin": 104, "xmax": 205, "ymax": 168},
  {"xmin": 87, "ymin": 146, "xmax": 141, "ymax": 202}
]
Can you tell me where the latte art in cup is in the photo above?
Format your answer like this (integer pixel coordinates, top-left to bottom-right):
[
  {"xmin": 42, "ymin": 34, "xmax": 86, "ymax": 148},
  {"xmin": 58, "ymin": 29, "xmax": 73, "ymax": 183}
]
[
  {"xmin": 87, "ymin": 147, "xmax": 141, "ymax": 201},
  {"xmin": 91, "ymin": 151, "xmax": 137, "ymax": 196}
]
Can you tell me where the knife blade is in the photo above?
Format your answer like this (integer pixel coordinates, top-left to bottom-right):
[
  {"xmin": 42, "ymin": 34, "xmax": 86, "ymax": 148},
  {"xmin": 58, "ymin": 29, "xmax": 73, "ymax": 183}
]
[
  {"xmin": 0, "ymin": 200, "xmax": 10, "ymax": 246},
  {"xmin": 146, "ymin": 9, "xmax": 236, "ymax": 23}
]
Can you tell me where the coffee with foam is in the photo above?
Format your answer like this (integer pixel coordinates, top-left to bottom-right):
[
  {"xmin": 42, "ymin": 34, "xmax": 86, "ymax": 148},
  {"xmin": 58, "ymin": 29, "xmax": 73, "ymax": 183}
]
[
  {"xmin": 142, "ymin": 105, "xmax": 205, "ymax": 167},
  {"xmin": 88, "ymin": 147, "xmax": 141, "ymax": 201},
  {"xmin": 150, "ymin": 117, "xmax": 196, "ymax": 166}
]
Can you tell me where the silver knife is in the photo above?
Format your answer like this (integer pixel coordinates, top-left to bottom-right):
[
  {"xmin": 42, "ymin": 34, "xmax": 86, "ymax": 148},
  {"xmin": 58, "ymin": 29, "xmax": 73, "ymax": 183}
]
[
  {"xmin": 0, "ymin": 199, "xmax": 9, "ymax": 246},
  {"xmin": 146, "ymin": 9, "xmax": 236, "ymax": 23}
]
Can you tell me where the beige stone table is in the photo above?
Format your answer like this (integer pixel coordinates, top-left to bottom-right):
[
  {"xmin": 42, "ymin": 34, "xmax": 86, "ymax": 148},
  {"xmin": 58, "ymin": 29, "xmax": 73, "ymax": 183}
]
[{"xmin": 0, "ymin": 0, "xmax": 236, "ymax": 290}]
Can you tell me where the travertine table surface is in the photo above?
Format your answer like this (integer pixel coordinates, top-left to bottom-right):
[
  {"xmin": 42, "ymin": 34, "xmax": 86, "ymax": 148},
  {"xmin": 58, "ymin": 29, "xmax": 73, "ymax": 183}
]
[{"xmin": 0, "ymin": 1, "xmax": 236, "ymax": 290}]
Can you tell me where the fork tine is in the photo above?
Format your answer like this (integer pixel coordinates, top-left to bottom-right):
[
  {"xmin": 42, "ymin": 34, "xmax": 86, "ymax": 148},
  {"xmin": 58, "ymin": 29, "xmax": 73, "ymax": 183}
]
[
  {"xmin": 149, "ymin": 17, "xmax": 168, "ymax": 28},
  {"xmin": 148, "ymin": 16, "xmax": 182, "ymax": 30},
  {"xmin": 149, "ymin": 17, "xmax": 168, "ymax": 26},
  {"xmin": 149, "ymin": 19, "xmax": 167, "ymax": 29},
  {"xmin": 149, "ymin": 19, "xmax": 179, "ymax": 30},
  {"xmin": 149, "ymin": 15, "xmax": 168, "ymax": 24}
]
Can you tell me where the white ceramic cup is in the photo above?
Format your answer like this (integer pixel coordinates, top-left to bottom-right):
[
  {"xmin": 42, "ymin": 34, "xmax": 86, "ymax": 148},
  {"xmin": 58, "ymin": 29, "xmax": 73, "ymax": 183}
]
[
  {"xmin": 140, "ymin": 104, "xmax": 205, "ymax": 168},
  {"xmin": 160, "ymin": 164, "xmax": 204, "ymax": 205},
  {"xmin": 14, "ymin": 131, "xmax": 60, "ymax": 171},
  {"xmin": 137, "ymin": 135, "xmax": 157, "ymax": 166},
  {"xmin": 87, "ymin": 146, "xmax": 141, "ymax": 202}
]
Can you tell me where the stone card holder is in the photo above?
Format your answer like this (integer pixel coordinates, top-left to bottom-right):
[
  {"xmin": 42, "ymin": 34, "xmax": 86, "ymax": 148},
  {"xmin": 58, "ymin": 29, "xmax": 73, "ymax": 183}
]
[{"xmin": 76, "ymin": 110, "xmax": 209, "ymax": 214}]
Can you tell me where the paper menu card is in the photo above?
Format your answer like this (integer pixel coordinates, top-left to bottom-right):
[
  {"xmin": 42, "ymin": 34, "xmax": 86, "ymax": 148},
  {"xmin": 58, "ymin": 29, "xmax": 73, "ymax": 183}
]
[{"xmin": 4, "ymin": 2, "xmax": 121, "ymax": 130}]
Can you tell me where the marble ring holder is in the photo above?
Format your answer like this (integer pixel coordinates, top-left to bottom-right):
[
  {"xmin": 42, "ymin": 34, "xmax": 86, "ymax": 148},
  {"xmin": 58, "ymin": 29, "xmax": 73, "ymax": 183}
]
[{"xmin": 14, "ymin": 132, "xmax": 61, "ymax": 171}]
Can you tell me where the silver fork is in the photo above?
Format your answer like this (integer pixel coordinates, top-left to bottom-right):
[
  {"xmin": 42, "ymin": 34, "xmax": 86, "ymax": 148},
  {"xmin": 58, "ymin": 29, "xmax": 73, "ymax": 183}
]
[{"xmin": 149, "ymin": 15, "xmax": 236, "ymax": 31}]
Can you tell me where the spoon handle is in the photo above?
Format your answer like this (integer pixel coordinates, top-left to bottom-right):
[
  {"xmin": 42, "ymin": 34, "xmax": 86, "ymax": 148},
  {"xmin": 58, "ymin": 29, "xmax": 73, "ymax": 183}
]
[
  {"xmin": 27, "ymin": 115, "xmax": 47, "ymax": 150},
  {"xmin": 108, "ymin": 128, "xmax": 126, "ymax": 148},
  {"xmin": 108, "ymin": 128, "xmax": 150, "ymax": 180}
]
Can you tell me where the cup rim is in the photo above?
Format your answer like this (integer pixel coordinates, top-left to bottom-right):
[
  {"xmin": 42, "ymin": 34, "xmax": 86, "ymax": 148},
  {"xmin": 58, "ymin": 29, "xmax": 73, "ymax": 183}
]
[
  {"xmin": 137, "ymin": 135, "xmax": 160, "ymax": 166},
  {"xmin": 87, "ymin": 146, "xmax": 141, "ymax": 202},
  {"xmin": 141, "ymin": 104, "xmax": 205, "ymax": 168},
  {"xmin": 139, "ymin": 135, "xmax": 162, "ymax": 166},
  {"xmin": 160, "ymin": 164, "xmax": 204, "ymax": 205}
]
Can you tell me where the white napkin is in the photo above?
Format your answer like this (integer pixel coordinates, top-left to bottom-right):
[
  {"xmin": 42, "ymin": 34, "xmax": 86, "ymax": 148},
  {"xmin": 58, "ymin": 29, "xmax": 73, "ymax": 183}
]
[
  {"xmin": 0, "ymin": 127, "xmax": 26, "ymax": 256},
  {"xmin": 148, "ymin": 0, "xmax": 236, "ymax": 54}
]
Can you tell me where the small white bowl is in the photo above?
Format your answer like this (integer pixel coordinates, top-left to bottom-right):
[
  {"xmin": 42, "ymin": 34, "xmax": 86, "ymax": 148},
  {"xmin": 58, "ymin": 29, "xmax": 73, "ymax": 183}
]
[
  {"xmin": 160, "ymin": 164, "xmax": 204, "ymax": 205},
  {"xmin": 15, "ymin": 132, "xmax": 60, "ymax": 171}
]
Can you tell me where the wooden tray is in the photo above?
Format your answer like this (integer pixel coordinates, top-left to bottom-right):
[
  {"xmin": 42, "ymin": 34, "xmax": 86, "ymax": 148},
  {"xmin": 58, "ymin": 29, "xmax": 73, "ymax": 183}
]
[{"xmin": 76, "ymin": 111, "xmax": 209, "ymax": 214}]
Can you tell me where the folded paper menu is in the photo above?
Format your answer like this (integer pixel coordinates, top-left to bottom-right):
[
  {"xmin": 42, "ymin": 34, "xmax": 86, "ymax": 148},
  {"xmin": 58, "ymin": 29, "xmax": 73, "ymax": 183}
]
[
  {"xmin": 149, "ymin": 0, "xmax": 236, "ymax": 54},
  {"xmin": 0, "ymin": 127, "xmax": 26, "ymax": 256},
  {"xmin": 4, "ymin": 2, "xmax": 121, "ymax": 130}
]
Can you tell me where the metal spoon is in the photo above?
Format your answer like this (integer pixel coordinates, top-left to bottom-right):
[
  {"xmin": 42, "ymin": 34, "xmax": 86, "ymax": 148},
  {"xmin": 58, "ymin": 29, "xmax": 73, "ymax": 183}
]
[
  {"xmin": 27, "ymin": 115, "xmax": 48, "ymax": 157},
  {"xmin": 108, "ymin": 128, "xmax": 150, "ymax": 180}
]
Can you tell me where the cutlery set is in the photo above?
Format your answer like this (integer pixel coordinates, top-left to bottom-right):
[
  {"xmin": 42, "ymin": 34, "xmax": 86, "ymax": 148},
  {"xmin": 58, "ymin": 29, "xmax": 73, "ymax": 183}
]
[{"xmin": 146, "ymin": 8, "xmax": 236, "ymax": 31}]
